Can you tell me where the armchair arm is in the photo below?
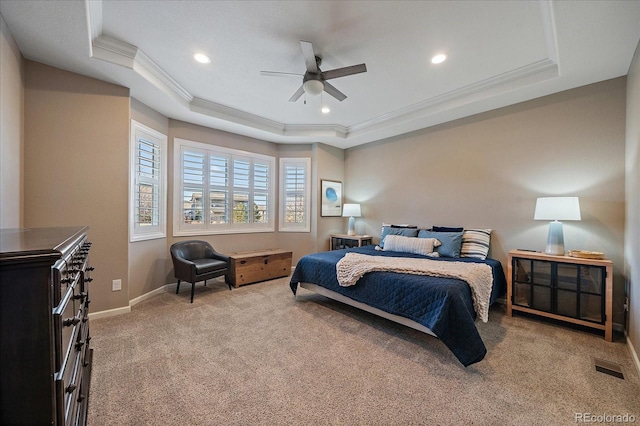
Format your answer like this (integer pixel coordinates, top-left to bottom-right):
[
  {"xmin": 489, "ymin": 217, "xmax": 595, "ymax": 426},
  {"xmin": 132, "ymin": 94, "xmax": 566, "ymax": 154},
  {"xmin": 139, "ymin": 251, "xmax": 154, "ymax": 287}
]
[
  {"xmin": 172, "ymin": 255, "xmax": 197, "ymax": 280},
  {"xmin": 210, "ymin": 251, "xmax": 230, "ymax": 263}
]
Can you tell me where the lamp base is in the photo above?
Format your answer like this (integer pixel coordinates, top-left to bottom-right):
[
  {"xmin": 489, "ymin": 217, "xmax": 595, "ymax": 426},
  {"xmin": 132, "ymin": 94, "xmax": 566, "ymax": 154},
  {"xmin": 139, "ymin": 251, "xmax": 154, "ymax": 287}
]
[
  {"xmin": 347, "ymin": 216, "xmax": 356, "ymax": 236},
  {"xmin": 544, "ymin": 221, "xmax": 565, "ymax": 256}
]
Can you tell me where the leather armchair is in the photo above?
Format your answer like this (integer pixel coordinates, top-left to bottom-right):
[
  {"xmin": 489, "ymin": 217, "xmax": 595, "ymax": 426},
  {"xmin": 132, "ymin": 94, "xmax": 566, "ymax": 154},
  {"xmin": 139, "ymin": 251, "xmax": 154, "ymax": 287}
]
[{"xmin": 170, "ymin": 240, "xmax": 232, "ymax": 303}]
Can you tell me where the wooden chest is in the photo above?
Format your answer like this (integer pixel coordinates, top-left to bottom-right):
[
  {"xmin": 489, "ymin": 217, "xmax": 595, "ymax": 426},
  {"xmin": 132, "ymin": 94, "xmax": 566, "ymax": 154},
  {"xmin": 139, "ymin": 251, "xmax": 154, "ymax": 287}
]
[{"xmin": 228, "ymin": 249, "xmax": 292, "ymax": 288}]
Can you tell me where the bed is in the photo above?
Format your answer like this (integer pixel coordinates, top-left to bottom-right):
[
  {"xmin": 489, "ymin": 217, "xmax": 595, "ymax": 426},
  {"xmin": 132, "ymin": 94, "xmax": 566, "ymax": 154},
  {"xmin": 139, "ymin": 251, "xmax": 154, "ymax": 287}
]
[{"xmin": 289, "ymin": 245, "xmax": 506, "ymax": 367}]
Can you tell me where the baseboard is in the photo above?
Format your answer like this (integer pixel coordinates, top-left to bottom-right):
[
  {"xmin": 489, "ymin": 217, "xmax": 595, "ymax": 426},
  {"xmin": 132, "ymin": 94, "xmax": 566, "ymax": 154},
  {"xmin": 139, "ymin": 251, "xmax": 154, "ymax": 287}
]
[
  {"xmin": 626, "ymin": 332, "xmax": 640, "ymax": 377},
  {"xmin": 88, "ymin": 305, "xmax": 131, "ymax": 320},
  {"xmin": 129, "ymin": 283, "xmax": 176, "ymax": 307},
  {"xmin": 88, "ymin": 283, "xmax": 177, "ymax": 320}
]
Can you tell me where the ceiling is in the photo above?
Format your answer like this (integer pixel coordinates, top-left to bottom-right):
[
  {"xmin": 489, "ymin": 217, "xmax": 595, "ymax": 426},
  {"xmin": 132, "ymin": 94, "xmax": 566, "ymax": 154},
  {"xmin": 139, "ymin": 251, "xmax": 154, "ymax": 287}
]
[{"xmin": 1, "ymin": 0, "xmax": 639, "ymax": 149}]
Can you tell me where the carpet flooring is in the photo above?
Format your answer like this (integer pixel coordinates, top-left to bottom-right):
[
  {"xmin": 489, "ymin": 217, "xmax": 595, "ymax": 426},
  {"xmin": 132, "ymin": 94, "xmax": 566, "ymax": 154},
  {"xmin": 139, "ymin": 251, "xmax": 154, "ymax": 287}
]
[{"xmin": 87, "ymin": 277, "xmax": 640, "ymax": 425}]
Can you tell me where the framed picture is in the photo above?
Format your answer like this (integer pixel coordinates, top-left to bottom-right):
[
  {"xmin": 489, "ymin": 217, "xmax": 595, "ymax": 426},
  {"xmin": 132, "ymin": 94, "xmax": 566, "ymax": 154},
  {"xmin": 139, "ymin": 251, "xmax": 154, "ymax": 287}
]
[{"xmin": 321, "ymin": 179, "xmax": 342, "ymax": 217}]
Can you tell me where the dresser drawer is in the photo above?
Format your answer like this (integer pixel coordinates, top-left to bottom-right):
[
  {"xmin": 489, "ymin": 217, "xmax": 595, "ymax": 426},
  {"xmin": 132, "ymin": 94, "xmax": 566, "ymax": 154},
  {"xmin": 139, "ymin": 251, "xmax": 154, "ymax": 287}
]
[
  {"xmin": 228, "ymin": 249, "xmax": 292, "ymax": 287},
  {"xmin": 55, "ymin": 338, "xmax": 83, "ymax": 426},
  {"xmin": 53, "ymin": 284, "xmax": 82, "ymax": 372}
]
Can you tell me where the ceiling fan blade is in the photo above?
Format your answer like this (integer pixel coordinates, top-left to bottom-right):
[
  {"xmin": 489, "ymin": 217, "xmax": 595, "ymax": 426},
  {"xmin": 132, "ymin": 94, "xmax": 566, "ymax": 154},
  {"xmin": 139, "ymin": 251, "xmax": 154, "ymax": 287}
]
[
  {"xmin": 300, "ymin": 41, "xmax": 318, "ymax": 73},
  {"xmin": 260, "ymin": 71, "xmax": 303, "ymax": 78},
  {"xmin": 288, "ymin": 85, "xmax": 305, "ymax": 102},
  {"xmin": 323, "ymin": 81, "xmax": 347, "ymax": 102},
  {"xmin": 322, "ymin": 63, "xmax": 367, "ymax": 81}
]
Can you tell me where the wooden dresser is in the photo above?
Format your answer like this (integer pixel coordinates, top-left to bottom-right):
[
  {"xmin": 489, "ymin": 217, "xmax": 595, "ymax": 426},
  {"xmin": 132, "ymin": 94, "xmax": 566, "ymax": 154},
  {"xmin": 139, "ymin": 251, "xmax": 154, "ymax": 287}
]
[
  {"xmin": 228, "ymin": 249, "xmax": 292, "ymax": 287},
  {"xmin": 0, "ymin": 226, "xmax": 94, "ymax": 425}
]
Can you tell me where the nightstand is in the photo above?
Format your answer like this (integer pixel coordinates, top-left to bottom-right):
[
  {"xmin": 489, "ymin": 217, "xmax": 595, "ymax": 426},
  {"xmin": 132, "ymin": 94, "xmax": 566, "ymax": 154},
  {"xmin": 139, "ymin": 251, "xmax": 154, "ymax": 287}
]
[
  {"xmin": 507, "ymin": 249, "xmax": 613, "ymax": 341},
  {"xmin": 329, "ymin": 234, "xmax": 373, "ymax": 250}
]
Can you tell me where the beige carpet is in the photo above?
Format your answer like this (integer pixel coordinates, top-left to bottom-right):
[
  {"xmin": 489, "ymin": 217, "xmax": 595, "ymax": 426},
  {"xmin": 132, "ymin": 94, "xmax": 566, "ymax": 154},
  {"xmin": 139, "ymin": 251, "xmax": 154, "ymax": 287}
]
[{"xmin": 88, "ymin": 277, "xmax": 640, "ymax": 425}]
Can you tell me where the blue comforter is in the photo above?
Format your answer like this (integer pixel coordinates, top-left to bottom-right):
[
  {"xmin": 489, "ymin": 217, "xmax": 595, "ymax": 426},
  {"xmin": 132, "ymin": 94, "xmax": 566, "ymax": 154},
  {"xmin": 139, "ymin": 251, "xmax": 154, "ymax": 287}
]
[{"xmin": 289, "ymin": 245, "xmax": 506, "ymax": 367}]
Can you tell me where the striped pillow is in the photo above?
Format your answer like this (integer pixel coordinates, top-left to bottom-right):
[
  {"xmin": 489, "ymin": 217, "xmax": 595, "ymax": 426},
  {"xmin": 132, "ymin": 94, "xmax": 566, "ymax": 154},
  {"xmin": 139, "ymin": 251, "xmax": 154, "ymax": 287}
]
[
  {"xmin": 382, "ymin": 234, "xmax": 441, "ymax": 256},
  {"xmin": 460, "ymin": 229, "xmax": 492, "ymax": 259}
]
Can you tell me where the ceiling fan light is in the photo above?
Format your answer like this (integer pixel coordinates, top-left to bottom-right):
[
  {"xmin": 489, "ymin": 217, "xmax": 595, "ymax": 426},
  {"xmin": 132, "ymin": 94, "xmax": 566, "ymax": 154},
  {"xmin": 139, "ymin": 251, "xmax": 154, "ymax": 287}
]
[{"xmin": 303, "ymin": 79, "xmax": 324, "ymax": 96}]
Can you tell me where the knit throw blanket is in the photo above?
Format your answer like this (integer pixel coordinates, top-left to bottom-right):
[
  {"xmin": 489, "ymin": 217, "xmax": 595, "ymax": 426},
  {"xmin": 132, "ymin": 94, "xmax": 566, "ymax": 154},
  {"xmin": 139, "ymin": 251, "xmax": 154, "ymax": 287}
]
[{"xmin": 336, "ymin": 253, "xmax": 494, "ymax": 322}]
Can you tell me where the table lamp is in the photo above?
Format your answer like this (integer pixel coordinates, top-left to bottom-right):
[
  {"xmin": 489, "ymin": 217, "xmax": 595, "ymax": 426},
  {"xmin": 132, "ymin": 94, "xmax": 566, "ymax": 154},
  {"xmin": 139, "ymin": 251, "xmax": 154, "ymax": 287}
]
[
  {"xmin": 534, "ymin": 197, "xmax": 581, "ymax": 256},
  {"xmin": 342, "ymin": 203, "xmax": 361, "ymax": 236}
]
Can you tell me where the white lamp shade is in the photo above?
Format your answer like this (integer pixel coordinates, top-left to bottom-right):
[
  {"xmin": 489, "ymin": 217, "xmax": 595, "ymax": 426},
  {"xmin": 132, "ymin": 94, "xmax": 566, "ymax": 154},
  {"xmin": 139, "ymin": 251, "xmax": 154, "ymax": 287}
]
[
  {"xmin": 534, "ymin": 197, "xmax": 581, "ymax": 221},
  {"xmin": 303, "ymin": 79, "xmax": 324, "ymax": 96},
  {"xmin": 342, "ymin": 203, "xmax": 361, "ymax": 217}
]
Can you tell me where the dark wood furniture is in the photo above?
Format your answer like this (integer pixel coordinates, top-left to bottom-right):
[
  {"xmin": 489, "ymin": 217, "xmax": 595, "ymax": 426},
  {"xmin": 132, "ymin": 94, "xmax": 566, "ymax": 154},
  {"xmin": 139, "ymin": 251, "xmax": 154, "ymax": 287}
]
[
  {"xmin": 228, "ymin": 249, "xmax": 292, "ymax": 287},
  {"xmin": 329, "ymin": 234, "xmax": 373, "ymax": 250},
  {"xmin": 507, "ymin": 249, "xmax": 613, "ymax": 341},
  {"xmin": 0, "ymin": 226, "xmax": 94, "ymax": 425}
]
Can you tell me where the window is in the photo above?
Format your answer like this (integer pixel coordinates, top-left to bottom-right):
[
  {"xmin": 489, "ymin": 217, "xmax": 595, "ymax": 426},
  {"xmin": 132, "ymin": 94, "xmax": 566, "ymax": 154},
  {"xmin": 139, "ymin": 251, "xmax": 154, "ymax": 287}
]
[
  {"xmin": 129, "ymin": 120, "xmax": 167, "ymax": 241},
  {"xmin": 279, "ymin": 158, "xmax": 311, "ymax": 232},
  {"xmin": 174, "ymin": 138, "xmax": 275, "ymax": 235}
]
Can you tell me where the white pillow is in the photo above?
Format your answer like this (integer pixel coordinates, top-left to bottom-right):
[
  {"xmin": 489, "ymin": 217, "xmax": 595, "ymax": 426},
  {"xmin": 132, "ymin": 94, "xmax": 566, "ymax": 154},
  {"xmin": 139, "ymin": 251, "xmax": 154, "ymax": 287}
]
[
  {"xmin": 460, "ymin": 229, "xmax": 492, "ymax": 259},
  {"xmin": 382, "ymin": 234, "xmax": 441, "ymax": 257}
]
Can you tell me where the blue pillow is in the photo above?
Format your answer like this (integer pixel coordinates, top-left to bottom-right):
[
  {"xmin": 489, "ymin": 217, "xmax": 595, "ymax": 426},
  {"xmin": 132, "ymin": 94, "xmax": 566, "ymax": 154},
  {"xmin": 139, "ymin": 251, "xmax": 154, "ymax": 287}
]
[
  {"xmin": 379, "ymin": 225, "xmax": 418, "ymax": 248},
  {"xmin": 418, "ymin": 230, "xmax": 463, "ymax": 258}
]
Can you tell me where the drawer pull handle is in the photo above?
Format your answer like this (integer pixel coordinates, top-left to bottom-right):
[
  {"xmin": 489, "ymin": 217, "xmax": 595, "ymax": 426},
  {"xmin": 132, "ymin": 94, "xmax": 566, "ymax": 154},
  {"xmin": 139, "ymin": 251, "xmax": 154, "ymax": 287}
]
[
  {"xmin": 63, "ymin": 316, "xmax": 81, "ymax": 327},
  {"xmin": 264, "ymin": 258, "xmax": 268, "ymax": 265},
  {"xmin": 240, "ymin": 260, "xmax": 246, "ymax": 264},
  {"xmin": 75, "ymin": 341, "xmax": 85, "ymax": 351},
  {"xmin": 73, "ymin": 292, "xmax": 87, "ymax": 301},
  {"xmin": 65, "ymin": 383, "xmax": 77, "ymax": 394}
]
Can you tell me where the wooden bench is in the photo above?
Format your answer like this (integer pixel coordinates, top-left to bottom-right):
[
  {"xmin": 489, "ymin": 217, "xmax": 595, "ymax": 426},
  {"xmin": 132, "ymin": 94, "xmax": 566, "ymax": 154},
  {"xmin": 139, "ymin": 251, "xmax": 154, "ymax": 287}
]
[{"xmin": 227, "ymin": 249, "xmax": 292, "ymax": 288}]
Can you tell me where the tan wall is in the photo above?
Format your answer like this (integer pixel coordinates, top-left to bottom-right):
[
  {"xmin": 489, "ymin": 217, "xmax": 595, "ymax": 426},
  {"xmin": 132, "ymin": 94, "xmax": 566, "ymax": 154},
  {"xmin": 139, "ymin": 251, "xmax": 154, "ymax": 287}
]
[
  {"xmin": 129, "ymin": 98, "xmax": 170, "ymax": 300},
  {"xmin": 24, "ymin": 61, "xmax": 130, "ymax": 313},
  {"xmin": 626, "ymin": 40, "xmax": 640, "ymax": 365},
  {"xmin": 345, "ymin": 78, "xmax": 627, "ymax": 325},
  {"xmin": 0, "ymin": 14, "xmax": 24, "ymax": 228},
  {"xmin": 314, "ymin": 143, "xmax": 346, "ymax": 253}
]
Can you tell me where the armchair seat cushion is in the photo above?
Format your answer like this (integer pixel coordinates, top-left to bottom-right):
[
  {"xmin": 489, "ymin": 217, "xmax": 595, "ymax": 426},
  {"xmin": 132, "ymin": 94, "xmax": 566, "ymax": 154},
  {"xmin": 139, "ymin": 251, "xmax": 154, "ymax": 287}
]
[{"xmin": 192, "ymin": 258, "xmax": 228, "ymax": 274}]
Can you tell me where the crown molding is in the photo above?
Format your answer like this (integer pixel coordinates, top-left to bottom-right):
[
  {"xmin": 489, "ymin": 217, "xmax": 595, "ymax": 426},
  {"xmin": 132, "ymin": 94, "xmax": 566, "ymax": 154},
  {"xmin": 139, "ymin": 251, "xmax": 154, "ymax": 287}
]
[{"xmin": 84, "ymin": 0, "xmax": 560, "ymax": 145}]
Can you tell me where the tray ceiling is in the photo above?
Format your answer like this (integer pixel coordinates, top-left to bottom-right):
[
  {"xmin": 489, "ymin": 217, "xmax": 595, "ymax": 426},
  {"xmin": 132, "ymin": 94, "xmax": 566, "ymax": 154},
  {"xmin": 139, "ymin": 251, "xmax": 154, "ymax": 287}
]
[{"xmin": 1, "ymin": 0, "xmax": 639, "ymax": 148}]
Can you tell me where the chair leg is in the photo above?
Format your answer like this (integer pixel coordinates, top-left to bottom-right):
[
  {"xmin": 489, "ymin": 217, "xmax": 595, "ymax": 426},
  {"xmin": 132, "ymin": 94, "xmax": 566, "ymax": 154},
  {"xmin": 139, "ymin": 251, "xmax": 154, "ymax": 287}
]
[
  {"xmin": 226, "ymin": 275, "xmax": 232, "ymax": 290},
  {"xmin": 176, "ymin": 280, "xmax": 181, "ymax": 294},
  {"xmin": 190, "ymin": 282, "xmax": 196, "ymax": 303}
]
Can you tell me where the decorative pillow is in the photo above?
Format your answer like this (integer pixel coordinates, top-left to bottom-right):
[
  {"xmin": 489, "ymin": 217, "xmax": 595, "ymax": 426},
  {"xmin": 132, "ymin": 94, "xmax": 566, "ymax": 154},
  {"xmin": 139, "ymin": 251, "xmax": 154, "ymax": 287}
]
[
  {"xmin": 460, "ymin": 229, "xmax": 492, "ymax": 259},
  {"xmin": 383, "ymin": 234, "xmax": 440, "ymax": 256},
  {"xmin": 432, "ymin": 226, "xmax": 464, "ymax": 232},
  {"xmin": 379, "ymin": 224, "xmax": 419, "ymax": 248},
  {"xmin": 418, "ymin": 230, "xmax": 463, "ymax": 258}
]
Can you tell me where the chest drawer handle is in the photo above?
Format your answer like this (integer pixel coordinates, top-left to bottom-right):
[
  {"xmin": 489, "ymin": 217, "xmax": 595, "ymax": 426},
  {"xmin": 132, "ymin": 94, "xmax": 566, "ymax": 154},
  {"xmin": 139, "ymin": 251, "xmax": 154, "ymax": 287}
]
[
  {"xmin": 73, "ymin": 292, "xmax": 87, "ymax": 302},
  {"xmin": 240, "ymin": 260, "xmax": 246, "ymax": 264},
  {"xmin": 65, "ymin": 383, "xmax": 77, "ymax": 394},
  {"xmin": 63, "ymin": 316, "xmax": 81, "ymax": 327}
]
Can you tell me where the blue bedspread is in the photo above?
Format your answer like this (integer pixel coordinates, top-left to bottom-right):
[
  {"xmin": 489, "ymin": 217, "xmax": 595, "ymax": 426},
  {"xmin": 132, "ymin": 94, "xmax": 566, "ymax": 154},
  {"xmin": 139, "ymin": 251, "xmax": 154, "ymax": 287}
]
[{"xmin": 289, "ymin": 245, "xmax": 506, "ymax": 367}]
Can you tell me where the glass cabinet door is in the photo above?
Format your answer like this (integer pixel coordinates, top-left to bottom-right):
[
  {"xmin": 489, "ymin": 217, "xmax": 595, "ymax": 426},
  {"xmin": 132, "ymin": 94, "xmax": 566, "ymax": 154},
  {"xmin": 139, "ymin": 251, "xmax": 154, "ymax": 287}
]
[
  {"xmin": 512, "ymin": 258, "xmax": 553, "ymax": 313},
  {"xmin": 512, "ymin": 257, "xmax": 605, "ymax": 324}
]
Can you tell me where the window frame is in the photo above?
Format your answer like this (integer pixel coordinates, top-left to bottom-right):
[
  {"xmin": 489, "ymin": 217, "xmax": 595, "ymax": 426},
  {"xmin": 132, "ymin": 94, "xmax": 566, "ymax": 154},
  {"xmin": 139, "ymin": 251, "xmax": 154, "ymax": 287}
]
[
  {"xmin": 279, "ymin": 157, "xmax": 311, "ymax": 233},
  {"xmin": 173, "ymin": 138, "xmax": 276, "ymax": 236},
  {"xmin": 129, "ymin": 120, "xmax": 168, "ymax": 242}
]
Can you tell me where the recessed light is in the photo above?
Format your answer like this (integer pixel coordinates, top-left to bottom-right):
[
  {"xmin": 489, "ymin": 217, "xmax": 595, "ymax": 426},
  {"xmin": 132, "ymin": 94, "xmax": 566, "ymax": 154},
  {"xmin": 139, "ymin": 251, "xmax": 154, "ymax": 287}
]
[
  {"xmin": 194, "ymin": 53, "xmax": 211, "ymax": 64},
  {"xmin": 321, "ymin": 106, "xmax": 330, "ymax": 114},
  {"xmin": 431, "ymin": 54, "xmax": 447, "ymax": 64}
]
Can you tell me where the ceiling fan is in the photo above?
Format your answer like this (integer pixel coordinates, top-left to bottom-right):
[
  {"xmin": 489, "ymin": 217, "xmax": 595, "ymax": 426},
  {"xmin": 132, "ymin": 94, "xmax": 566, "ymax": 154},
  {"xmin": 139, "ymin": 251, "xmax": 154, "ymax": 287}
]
[{"xmin": 260, "ymin": 40, "xmax": 367, "ymax": 102}]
